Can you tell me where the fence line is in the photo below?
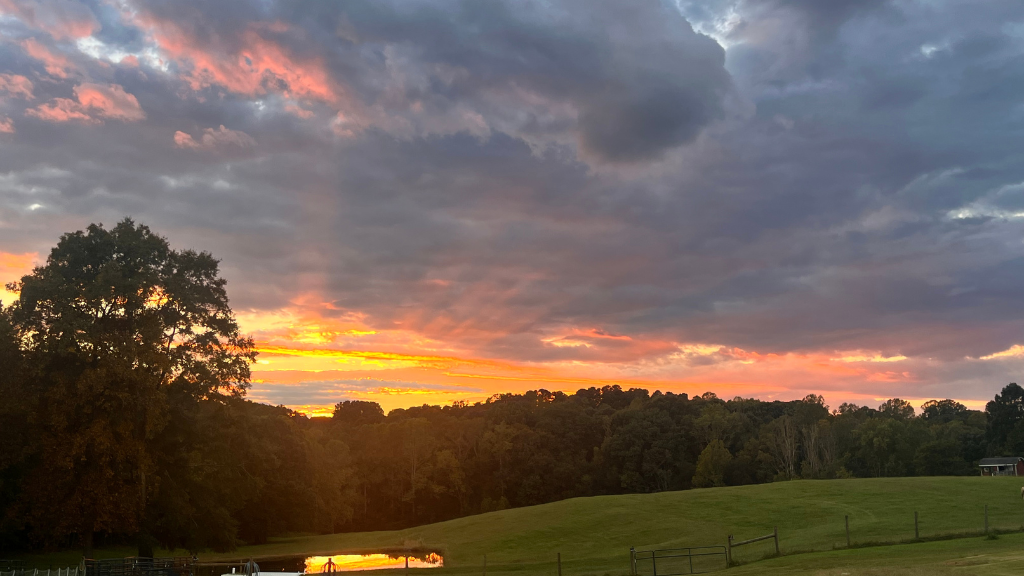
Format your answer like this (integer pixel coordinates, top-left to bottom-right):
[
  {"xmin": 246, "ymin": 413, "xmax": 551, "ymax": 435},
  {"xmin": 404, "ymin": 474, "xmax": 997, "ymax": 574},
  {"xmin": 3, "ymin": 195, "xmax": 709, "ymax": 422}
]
[
  {"xmin": 631, "ymin": 545, "xmax": 728, "ymax": 575},
  {"xmin": 1, "ymin": 567, "xmax": 82, "ymax": 576},
  {"xmin": 838, "ymin": 503, "xmax": 1024, "ymax": 549},
  {"xmin": 725, "ymin": 527, "xmax": 779, "ymax": 566}
]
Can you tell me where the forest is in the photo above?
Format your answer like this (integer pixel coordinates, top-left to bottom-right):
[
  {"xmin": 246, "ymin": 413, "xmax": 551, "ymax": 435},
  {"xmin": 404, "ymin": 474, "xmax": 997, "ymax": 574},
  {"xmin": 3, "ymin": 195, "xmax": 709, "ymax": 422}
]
[
  {"xmin": 6, "ymin": 381, "xmax": 1024, "ymax": 555},
  {"xmin": 2, "ymin": 220, "xmax": 1024, "ymax": 556}
]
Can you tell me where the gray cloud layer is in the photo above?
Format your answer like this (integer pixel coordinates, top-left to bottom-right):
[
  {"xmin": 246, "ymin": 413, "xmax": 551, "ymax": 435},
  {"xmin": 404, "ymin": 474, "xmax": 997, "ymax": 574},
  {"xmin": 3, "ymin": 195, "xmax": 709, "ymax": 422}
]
[{"xmin": 3, "ymin": 0, "xmax": 1024, "ymax": 402}]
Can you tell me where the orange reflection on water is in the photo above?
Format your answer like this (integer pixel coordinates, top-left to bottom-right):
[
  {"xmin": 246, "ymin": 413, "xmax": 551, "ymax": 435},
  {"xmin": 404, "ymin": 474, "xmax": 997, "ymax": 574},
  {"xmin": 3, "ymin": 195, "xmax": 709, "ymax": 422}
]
[{"xmin": 304, "ymin": 554, "xmax": 442, "ymax": 572}]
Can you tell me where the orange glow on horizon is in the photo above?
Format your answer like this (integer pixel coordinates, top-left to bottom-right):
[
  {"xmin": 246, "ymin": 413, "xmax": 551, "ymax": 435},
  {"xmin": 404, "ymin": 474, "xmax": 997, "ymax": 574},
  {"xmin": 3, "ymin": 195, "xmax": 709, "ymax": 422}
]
[
  {"xmin": 0, "ymin": 251, "xmax": 37, "ymax": 303},
  {"xmin": 229, "ymin": 302, "xmax": 997, "ymax": 416},
  {"xmin": 256, "ymin": 344, "xmax": 481, "ymax": 367}
]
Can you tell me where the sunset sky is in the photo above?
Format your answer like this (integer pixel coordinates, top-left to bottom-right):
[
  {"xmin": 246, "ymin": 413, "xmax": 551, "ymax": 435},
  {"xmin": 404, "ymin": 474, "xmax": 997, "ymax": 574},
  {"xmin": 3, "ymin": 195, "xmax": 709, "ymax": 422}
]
[{"xmin": 2, "ymin": 0, "xmax": 1024, "ymax": 415}]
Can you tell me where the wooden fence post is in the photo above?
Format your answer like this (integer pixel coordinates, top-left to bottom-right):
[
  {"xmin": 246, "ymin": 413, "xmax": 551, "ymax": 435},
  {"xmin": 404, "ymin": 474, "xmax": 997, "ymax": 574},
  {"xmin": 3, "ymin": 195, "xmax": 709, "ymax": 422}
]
[
  {"xmin": 629, "ymin": 547, "xmax": 636, "ymax": 576},
  {"xmin": 725, "ymin": 535, "xmax": 732, "ymax": 567},
  {"xmin": 914, "ymin": 511, "xmax": 919, "ymax": 540},
  {"xmin": 845, "ymin": 515, "xmax": 850, "ymax": 547},
  {"xmin": 773, "ymin": 526, "xmax": 779, "ymax": 556}
]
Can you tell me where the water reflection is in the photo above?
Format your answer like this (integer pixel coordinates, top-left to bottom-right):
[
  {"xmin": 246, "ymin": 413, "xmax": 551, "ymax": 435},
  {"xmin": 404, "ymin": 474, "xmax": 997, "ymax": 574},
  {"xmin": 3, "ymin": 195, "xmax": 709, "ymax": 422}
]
[
  {"xmin": 206, "ymin": 552, "xmax": 443, "ymax": 575},
  {"xmin": 305, "ymin": 554, "xmax": 442, "ymax": 572}
]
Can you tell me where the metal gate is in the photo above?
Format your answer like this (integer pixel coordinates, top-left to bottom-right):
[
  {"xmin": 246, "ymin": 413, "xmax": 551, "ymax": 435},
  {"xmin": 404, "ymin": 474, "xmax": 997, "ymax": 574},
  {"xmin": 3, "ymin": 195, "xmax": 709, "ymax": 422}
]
[
  {"xmin": 630, "ymin": 546, "xmax": 727, "ymax": 575},
  {"xmin": 84, "ymin": 557, "xmax": 194, "ymax": 576}
]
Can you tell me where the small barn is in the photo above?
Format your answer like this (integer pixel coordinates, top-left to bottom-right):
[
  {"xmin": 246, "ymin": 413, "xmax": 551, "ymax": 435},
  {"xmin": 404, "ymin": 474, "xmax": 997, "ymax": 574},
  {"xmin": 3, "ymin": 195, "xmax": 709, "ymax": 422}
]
[{"xmin": 978, "ymin": 457, "xmax": 1024, "ymax": 476}]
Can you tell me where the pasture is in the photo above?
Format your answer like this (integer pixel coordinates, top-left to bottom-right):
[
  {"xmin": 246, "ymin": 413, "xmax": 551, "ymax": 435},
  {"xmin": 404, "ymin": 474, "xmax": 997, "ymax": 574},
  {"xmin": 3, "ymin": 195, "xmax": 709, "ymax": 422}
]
[
  {"xmin": 198, "ymin": 477, "xmax": 1024, "ymax": 572},
  {"xmin": 16, "ymin": 477, "xmax": 1024, "ymax": 575}
]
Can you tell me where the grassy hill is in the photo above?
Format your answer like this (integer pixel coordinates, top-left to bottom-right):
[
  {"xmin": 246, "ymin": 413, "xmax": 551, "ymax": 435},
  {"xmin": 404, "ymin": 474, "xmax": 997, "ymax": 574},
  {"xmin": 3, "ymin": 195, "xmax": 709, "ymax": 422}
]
[
  {"xmin": 17, "ymin": 477, "xmax": 1024, "ymax": 575},
  {"xmin": 198, "ymin": 477, "xmax": 1024, "ymax": 574}
]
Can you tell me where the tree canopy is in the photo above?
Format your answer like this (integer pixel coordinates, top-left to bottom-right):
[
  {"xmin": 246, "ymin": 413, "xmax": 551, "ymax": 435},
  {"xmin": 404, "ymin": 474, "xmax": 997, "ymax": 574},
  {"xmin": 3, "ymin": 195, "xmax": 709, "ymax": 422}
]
[{"xmin": 1, "ymin": 219, "xmax": 254, "ymax": 555}]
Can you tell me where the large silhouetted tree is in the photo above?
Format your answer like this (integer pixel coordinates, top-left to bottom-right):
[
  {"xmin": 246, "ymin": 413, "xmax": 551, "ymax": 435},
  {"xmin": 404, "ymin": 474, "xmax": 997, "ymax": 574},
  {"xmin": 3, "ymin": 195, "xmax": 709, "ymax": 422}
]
[
  {"xmin": 0, "ymin": 306, "xmax": 30, "ymax": 547},
  {"xmin": 4, "ymin": 219, "xmax": 255, "ymax": 555},
  {"xmin": 986, "ymin": 383, "xmax": 1024, "ymax": 454}
]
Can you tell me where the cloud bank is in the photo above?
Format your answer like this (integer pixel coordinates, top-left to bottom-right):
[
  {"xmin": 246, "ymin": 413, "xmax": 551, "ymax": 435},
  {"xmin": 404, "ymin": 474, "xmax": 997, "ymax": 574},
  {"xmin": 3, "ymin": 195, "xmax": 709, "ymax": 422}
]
[{"xmin": 2, "ymin": 0, "xmax": 1024, "ymax": 412}]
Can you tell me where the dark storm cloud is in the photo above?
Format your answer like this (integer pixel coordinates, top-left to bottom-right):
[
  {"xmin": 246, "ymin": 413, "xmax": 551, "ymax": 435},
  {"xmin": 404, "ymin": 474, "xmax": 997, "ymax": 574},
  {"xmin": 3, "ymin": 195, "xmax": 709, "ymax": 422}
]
[
  {"xmin": 129, "ymin": 0, "xmax": 731, "ymax": 162},
  {"xmin": 3, "ymin": 0, "xmax": 1024, "ymax": 404}
]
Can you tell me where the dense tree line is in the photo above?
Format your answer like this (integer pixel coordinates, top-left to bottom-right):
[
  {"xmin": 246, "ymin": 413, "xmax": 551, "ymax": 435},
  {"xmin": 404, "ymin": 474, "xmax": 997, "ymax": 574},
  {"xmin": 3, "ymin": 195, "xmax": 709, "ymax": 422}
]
[
  {"xmin": 3, "ymin": 221, "xmax": 1024, "ymax": 556},
  {"xmin": 7, "ymin": 382, "xmax": 1024, "ymax": 554}
]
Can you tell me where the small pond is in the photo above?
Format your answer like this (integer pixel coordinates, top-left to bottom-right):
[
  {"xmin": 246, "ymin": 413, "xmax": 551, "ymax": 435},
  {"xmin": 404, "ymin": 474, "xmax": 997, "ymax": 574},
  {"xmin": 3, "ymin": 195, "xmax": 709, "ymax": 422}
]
[
  {"xmin": 305, "ymin": 555, "xmax": 442, "ymax": 572},
  {"xmin": 202, "ymin": 552, "xmax": 443, "ymax": 574}
]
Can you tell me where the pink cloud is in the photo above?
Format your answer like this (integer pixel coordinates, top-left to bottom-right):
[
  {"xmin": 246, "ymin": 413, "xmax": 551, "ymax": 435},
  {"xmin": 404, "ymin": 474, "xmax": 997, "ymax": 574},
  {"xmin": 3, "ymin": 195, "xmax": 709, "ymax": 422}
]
[
  {"xmin": 74, "ymin": 83, "xmax": 145, "ymax": 121},
  {"xmin": 0, "ymin": 74, "xmax": 33, "ymax": 99},
  {"xmin": 21, "ymin": 38, "xmax": 72, "ymax": 78},
  {"xmin": 130, "ymin": 12, "xmax": 340, "ymax": 103},
  {"xmin": 174, "ymin": 125, "xmax": 256, "ymax": 150},
  {"xmin": 0, "ymin": 116, "xmax": 14, "ymax": 133},
  {"xmin": 25, "ymin": 97, "xmax": 95, "ymax": 123},
  {"xmin": 26, "ymin": 83, "xmax": 144, "ymax": 123},
  {"xmin": 0, "ymin": 0, "xmax": 98, "ymax": 40},
  {"xmin": 172, "ymin": 130, "xmax": 196, "ymax": 148}
]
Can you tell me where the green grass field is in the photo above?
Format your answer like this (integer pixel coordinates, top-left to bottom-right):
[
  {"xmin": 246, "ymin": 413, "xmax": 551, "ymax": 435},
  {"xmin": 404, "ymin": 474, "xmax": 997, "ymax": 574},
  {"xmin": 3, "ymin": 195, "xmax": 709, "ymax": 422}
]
[
  {"xmin": 16, "ymin": 477, "xmax": 1024, "ymax": 575},
  {"xmin": 730, "ymin": 533, "xmax": 1024, "ymax": 576}
]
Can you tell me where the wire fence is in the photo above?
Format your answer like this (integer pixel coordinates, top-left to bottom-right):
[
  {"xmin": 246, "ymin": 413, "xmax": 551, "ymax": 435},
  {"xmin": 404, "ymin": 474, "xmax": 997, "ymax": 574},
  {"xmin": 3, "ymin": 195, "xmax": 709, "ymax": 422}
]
[
  {"xmin": 82, "ymin": 557, "xmax": 193, "ymax": 576},
  {"xmin": 810, "ymin": 506, "xmax": 1024, "ymax": 550},
  {"xmin": 631, "ymin": 546, "xmax": 727, "ymax": 575},
  {"xmin": 1, "ymin": 566, "xmax": 83, "ymax": 576},
  {"xmin": 725, "ymin": 529, "xmax": 778, "ymax": 566}
]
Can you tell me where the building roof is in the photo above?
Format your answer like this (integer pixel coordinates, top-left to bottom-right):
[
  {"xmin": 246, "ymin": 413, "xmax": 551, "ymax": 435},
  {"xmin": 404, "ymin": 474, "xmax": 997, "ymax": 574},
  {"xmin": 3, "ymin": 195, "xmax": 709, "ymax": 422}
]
[{"xmin": 978, "ymin": 457, "xmax": 1023, "ymax": 466}]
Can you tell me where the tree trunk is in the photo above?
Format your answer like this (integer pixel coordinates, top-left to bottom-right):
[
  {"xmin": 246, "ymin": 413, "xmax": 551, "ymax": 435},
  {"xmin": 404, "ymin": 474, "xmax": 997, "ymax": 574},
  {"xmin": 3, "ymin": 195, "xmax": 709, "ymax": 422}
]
[
  {"xmin": 137, "ymin": 533, "xmax": 155, "ymax": 558},
  {"xmin": 82, "ymin": 528, "xmax": 94, "ymax": 559},
  {"xmin": 82, "ymin": 504, "xmax": 98, "ymax": 559}
]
